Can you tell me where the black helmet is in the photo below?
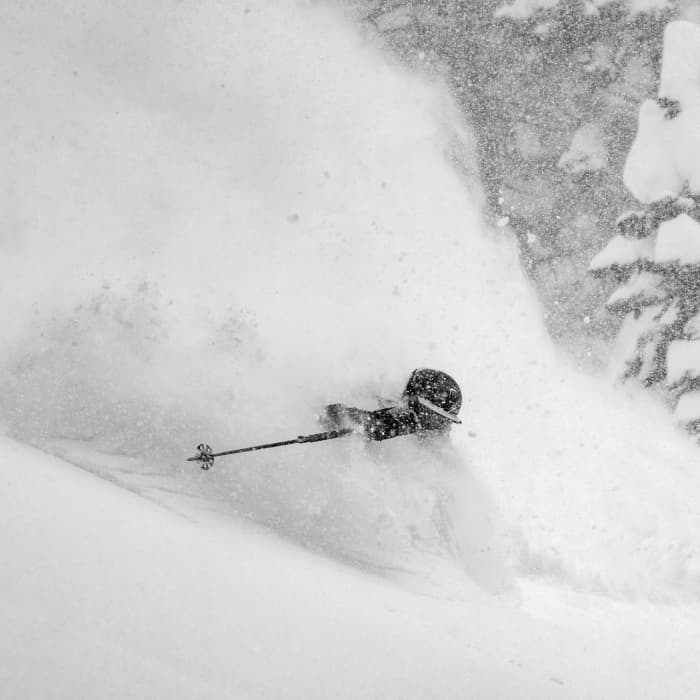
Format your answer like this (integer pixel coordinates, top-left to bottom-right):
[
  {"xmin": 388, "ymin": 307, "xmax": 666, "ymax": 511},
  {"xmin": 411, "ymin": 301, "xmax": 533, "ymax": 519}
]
[{"xmin": 403, "ymin": 368, "xmax": 462, "ymax": 430}]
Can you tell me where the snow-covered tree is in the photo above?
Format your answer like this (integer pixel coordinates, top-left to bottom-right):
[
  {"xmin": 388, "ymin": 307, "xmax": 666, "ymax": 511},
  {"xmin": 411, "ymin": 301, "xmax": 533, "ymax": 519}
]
[
  {"xmin": 359, "ymin": 0, "xmax": 672, "ymax": 362},
  {"xmin": 591, "ymin": 20, "xmax": 700, "ymax": 433}
]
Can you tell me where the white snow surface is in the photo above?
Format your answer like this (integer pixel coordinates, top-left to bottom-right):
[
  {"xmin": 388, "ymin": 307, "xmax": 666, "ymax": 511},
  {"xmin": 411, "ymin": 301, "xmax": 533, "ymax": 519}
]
[
  {"xmin": 667, "ymin": 339, "xmax": 700, "ymax": 383},
  {"xmin": 687, "ymin": 311, "xmax": 700, "ymax": 337},
  {"xmin": 674, "ymin": 389, "xmax": 700, "ymax": 423},
  {"xmin": 494, "ymin": 0, "xmax": 559, "ymax": 19},
  {"xmin": 4, "ymin": 435, "xmax": 700, "ymax": 700},
  {"xmin": 589, "ymin": 234, "xmax": 653, "ymax": 269},
  {"xmin": 3, "ymin": 2, "xmax": 700, "ymax": 697},
  {"xmin": 623, "ymin": 99, "xmax": 685, "ymax": 203},
  {"xmin": 625, "ymin": 21, "xmax": 700, "ymax": 203},
  {"xmin": 628, "ymin": 0, "xmax": 672, "ymax": 12},
  {"xmin": 605, "ymin": 270, "xmax": 662, "ymax": 307},
  {"xmin": 557, "ymin": 124, "xmax": 607, "ymax": 174},
  {"xmin": 494, "ymin": 0, "xmax": 670, "ymax": 19},
  {"xmin": 654, "ymin": 212, "xmax": 700, "ymax": 263},
  {"xmin": 659, "ymin": 19, "xmax": 700, "ymax": 100}
]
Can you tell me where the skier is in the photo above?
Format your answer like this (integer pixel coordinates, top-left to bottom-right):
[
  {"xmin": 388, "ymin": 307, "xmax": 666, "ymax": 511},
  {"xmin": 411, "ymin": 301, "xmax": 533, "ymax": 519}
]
[
  {"xmin": 320, "ymin": 368, "xmax": 462, "ymax": 441},
  {"xmin": 188, "ymin": 368, "xmax": 462, "ymax": 469}
]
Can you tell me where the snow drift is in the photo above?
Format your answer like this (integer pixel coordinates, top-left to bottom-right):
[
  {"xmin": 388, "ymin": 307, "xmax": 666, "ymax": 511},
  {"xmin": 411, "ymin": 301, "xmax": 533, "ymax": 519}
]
[{"xmin": 8, "ymin": 435, "xmax": 700, "ymax": 700}]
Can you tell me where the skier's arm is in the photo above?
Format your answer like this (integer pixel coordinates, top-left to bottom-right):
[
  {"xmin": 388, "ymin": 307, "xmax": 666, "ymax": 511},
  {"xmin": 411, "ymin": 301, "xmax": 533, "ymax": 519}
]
[
  {"xmin": 319, "ymin": 404, "xmax": 418, "ymax": 441},
  {"xmin": 319, "ymin": 403, "xmax": 372, "ymax": 432}
]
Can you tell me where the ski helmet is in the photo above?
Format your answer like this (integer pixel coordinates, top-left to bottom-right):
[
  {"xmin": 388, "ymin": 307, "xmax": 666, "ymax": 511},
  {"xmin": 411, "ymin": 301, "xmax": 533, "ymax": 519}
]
[{"xmin": 403, "ymin": 368, "xmax": 462, "ymax": 429}]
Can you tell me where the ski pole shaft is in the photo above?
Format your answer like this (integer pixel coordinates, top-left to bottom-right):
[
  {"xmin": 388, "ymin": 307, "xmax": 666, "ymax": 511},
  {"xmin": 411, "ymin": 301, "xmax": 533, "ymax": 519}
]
[{"xmin": 187, "ymin": 428, "xmax": 354, "ymax": 470}]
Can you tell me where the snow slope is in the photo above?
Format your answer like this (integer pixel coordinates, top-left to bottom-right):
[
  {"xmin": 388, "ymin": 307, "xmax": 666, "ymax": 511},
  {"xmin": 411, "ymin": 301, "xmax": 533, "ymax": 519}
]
[
  {"xmin": 3, "ymin": 1, "xmax": 700, "ymax": 696},
  {"xmin": 3, "ymin": 435, "xmax": 700, "ymax": 700}
]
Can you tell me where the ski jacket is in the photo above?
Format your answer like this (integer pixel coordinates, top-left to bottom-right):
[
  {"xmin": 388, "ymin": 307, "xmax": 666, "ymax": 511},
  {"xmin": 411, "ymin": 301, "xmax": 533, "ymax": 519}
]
[{"xmin": 321, "ymin": 402, "xmax": 449, "ymax": 442}]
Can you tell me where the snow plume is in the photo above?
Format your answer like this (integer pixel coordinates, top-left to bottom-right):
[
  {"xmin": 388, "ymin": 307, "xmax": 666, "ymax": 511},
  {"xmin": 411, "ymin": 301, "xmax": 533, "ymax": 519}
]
[
  {"xmin": 0, "ymin": 0, "xmax": 510, "ymax": 591},
  {"xmin": 3, "ymin": 1, "xmax": 700, "ymax": 600}
]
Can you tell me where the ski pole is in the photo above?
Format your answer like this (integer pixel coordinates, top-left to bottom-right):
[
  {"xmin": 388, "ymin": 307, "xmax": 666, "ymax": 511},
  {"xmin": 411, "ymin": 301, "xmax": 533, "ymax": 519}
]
[{"xmin": 187, "ymin": 428, "xmax": 355, "ymax": 470}]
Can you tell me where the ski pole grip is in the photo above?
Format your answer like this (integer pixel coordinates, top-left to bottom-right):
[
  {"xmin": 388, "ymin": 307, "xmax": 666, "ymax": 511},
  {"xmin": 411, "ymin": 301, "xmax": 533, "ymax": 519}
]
[{"xmin": 299, "ymin": 428, "xmax": 353, "ymax": 443}]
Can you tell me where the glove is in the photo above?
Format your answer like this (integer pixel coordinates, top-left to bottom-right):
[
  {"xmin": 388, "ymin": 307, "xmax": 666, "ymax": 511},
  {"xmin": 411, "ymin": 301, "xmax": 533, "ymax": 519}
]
[
  {"xmin": 319, "ymin": 404, "xmax": 371, "ymax": 432},
  {"xmin": 319, "ymin": 403, "xmax": 348, "ymax": 431}
]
